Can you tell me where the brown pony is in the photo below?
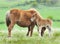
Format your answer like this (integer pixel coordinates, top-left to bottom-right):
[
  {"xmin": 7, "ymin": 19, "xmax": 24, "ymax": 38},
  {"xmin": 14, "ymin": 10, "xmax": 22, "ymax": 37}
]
[
  {"xmin": 6, "ymin": 8, "xmax": 40, "ymax": 37},
  {"xmin": 31, "ymin": 13, "xmax": 53, "ymax": 37}
]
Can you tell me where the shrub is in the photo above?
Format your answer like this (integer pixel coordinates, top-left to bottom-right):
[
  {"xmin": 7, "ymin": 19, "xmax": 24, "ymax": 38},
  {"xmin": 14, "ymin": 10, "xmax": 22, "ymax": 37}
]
[
  {"xmin": 31, "ymin": 1, "xmax": 38, "ymax": 7},
  {"xmin": 47, "ymin": 16, "xmax": 53, "ymax": 20}
]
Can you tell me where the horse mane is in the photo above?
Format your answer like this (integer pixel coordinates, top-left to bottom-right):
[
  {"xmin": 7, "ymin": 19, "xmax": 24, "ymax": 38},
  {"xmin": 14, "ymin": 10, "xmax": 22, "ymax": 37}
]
[{"xmin": 29, "ymin": 8, "xmax": 43, "ymax": 19}]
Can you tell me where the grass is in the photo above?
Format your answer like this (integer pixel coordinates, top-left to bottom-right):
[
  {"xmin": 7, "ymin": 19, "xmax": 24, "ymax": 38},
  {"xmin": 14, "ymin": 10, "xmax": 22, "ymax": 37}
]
[
  {"xmin": 0, "ymin": 1, "xmax": 60, "ymax": 44},
  {"xmin": 0, "ymin": 29, "xmax": 60, "ymax": 44}
]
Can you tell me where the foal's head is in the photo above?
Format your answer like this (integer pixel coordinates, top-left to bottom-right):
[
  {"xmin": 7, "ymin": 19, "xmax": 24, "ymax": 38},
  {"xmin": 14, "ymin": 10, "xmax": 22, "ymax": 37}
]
[{"xmin": 30, "ymin": 9, "xmax": 42, "ymax": 23}]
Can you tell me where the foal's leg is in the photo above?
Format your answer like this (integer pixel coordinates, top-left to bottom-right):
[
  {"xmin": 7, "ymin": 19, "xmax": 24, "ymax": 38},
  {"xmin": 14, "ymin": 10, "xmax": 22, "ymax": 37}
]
[
  {"xmin": 41, "ymin": 27, "xmax": 46, "ymax": 36},
  {"xmin": 38, "ymin": 26, "xmax": 42, "ymax": 37},
  {"xmin": 8, "ymin": 21, "xmax": 15, "ymax": 37},
  {"xmin": 47, "ymin": 26, "xmax": 52, "ymax": 37}
]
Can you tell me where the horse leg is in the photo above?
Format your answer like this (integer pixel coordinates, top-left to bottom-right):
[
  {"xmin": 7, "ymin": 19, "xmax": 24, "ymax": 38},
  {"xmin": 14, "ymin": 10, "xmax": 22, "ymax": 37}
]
[
  {"xmin": 8, "ymin": 21, "xmax": 15, "ymax": 37},
  {"xmin": 26, "ymin": 27, "xmax": 30, "ymax": 36},
  {"xmin": 30, "ymin": 24, "xmax": 35, "ymax": 37},
  {"xmin": 38, "ymin": 26, "xmax": 42, "ymax": 37},
  {"xmin": 47, "ymin": 26, "xmax": 52, "ymax": 37},
  {"xmin": 41, "ymin": 27, "xmax": 46, "ymax": 36}
]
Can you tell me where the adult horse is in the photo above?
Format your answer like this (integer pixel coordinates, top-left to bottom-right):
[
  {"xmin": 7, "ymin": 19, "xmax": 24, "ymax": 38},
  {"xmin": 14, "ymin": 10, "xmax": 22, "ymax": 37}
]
[{"xmin": 6, "ymin": 8, "xmax": 39, "ymax": 37}]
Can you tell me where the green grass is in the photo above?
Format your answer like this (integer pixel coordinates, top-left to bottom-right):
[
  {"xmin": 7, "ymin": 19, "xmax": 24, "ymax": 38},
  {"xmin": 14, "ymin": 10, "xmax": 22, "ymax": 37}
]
[
  {"xmin": 0, "ymin": 29, "xmax": 60, "ymax": 44},
  {"xmin": 0, "ymin": 1, "xmax": 60, "ymax": 44}
]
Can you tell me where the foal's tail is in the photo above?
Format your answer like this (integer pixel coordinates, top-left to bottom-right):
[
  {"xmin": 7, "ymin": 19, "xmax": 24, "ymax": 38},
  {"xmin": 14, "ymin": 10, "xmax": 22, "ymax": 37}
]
[
  {"xmin": 47, "ymin": 19, "xmax": 53, "ymax": 26},
  {"xmin": 6, "ymin": 11, "xmax": 11, "ymax": 27}
]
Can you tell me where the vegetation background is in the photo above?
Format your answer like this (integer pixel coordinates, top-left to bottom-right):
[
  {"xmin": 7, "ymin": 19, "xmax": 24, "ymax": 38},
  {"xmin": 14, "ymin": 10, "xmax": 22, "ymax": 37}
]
[{"xmin": 0, "ymin": 0, "xmax": 60, "ymax": 44}]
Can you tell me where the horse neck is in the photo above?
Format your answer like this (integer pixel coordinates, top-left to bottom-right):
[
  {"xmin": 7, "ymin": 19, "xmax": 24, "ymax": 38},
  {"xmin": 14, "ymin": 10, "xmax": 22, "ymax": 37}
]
[
  {"xmin": 36, "ymin": 15, "xmax": 43, "ymax": 21},
  {"xmin": 36, "ymin": 15, "xmax": 43, "ymax": 26}
]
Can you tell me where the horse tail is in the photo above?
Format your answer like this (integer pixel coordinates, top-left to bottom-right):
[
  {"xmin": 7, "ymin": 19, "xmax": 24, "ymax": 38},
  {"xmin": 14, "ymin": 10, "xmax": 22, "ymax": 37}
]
[{"xmin": 6, "ymin": 11, "xmax": 11, "ymax": 27}]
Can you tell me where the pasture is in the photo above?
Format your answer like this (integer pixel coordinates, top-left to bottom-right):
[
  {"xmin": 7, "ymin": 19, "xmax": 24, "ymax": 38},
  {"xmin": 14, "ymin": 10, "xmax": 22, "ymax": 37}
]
[
  {"xmin": 0, "ymin": 0, "xmax": 60, "ymax": 44},
  {"xmin": 0, "ymin": 29, "xmax": 60, "ymax": 44}
]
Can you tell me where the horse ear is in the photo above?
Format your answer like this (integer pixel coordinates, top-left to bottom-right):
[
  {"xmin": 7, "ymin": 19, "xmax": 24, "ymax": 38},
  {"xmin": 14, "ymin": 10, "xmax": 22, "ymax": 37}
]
[{"xmin": 30, "ymin": 10, "xmax": 36, "ymax": 14}]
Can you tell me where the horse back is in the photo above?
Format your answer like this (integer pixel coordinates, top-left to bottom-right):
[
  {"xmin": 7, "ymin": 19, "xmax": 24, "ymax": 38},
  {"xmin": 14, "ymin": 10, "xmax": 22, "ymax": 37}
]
[{"xmin": 9, "ymin": 9, "xmax": 35, "ymax": 27}]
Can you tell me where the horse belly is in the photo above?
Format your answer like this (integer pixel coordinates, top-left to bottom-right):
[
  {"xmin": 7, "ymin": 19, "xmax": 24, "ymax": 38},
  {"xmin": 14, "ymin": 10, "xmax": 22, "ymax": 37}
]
[{"xmin": 16, "ymin": 21, "xmax": 31, "ymax": 27}]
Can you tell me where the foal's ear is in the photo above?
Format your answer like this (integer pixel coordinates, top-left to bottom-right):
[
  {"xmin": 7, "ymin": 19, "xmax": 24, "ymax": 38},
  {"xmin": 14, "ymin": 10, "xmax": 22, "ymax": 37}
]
[
  {"xmin": 32, "ymin": 13, "xmax": 37, "ymax": 17},
  {"xmin": 31, "ymin": 13, "xmax": 37, "ymax": 22}
]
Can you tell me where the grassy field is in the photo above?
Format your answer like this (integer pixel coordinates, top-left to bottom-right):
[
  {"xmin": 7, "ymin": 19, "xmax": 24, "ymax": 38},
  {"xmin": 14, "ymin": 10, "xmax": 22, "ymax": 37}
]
[
  {"xmin": 0, "ymin": 1, "xmax": 60, "ymax": 44},
  {"xmin": 0, "ymin": 29, "xmax": 60, "ymax": 44}
]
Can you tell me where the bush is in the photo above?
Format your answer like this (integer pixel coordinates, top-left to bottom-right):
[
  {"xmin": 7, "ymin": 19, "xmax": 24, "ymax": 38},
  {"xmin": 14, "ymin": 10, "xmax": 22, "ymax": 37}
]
[
  {"xmin": 47, "ymin": 16, "xmax": 53, "ymax": 20},
  {"xmin": 31, "ymin": 1, "xmax": 38, "ymax": 7}
]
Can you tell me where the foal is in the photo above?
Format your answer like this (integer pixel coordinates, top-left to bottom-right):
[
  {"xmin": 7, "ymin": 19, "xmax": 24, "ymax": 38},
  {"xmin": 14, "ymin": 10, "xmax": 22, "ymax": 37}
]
[
  {"xmin": 38, "ymin": 19, "xmax": 52, "ymax": 37},
  {"xmin": 31, "ymin": 13, "xmax": 53, "ymax": 37}
]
